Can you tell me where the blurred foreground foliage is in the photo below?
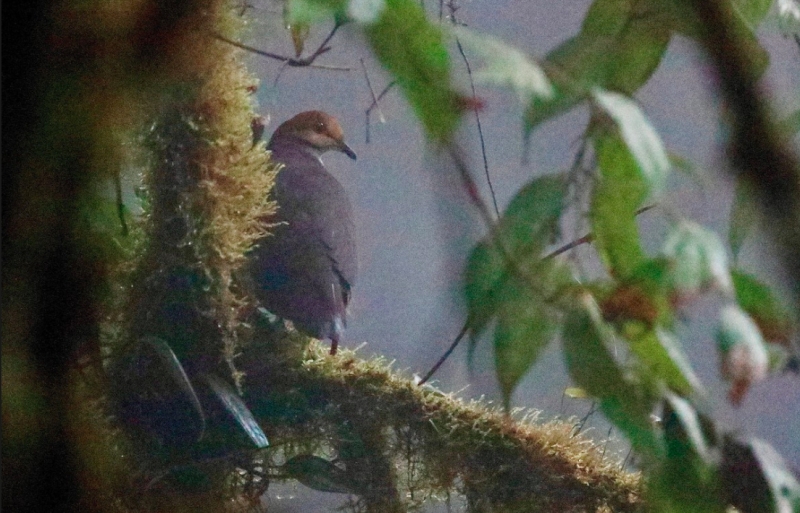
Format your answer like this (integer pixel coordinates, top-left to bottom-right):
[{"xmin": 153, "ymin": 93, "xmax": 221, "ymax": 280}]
[{"xmin": 3, "ymin": 0, "xmax": 800, "ymax": 512}]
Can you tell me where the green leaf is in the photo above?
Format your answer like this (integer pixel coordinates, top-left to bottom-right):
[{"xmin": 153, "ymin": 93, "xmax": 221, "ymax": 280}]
[
  {"xmin": 464, "ymin": 174, "xmax": 568, "ymax": 340},
  {"xmin": 525, "ymin": 0, "xmax": 671, "ymax": 133},
  {"xmin": 494, "ymin": 289, "xmax": 559, "ymax": 410},
  {"xmin": 729, "ymin": 178, "xmax": 759, "ymax": 261},
  {"xmin": 283, "ymin": 455, "xmax": 356, "ymax": 494},
  {"xmin": 652, "ymin": 395, "xmax": 723, "ymax": 512},
  {"xmin": 663, "ymin": 221, "xmax": 733, "ymax": 296},
  {"xmin": 732, "ymin": 0, "xmax": 774, "ymax": 30},
  {"xmin": 732, "ymin": 269, "xmax": 795, "ymax": 345},
  {"xmin": 590, "ymin": 131, "xmax": 648, "ymax": 278},
  {"xmin": 562, "ymin": 295, "xmax": 661, "ymax": 455},
  {"xmin": 453, "ymin": 27, "xmax": 553, "ymax": 104},
  {"xmin": 363, "ymin": 0, "xmax": 461, "ymax": 141},
  {"xmin": 629, "ymin": 329, "xmax": 704, "ymax": 397},
  {"xmin": 285, "ymin": 0, "xmax": 345, "ymax": 25},
  {"xmin": 592, "ymin": 89, "xmax": 670, "ymax": 194}
]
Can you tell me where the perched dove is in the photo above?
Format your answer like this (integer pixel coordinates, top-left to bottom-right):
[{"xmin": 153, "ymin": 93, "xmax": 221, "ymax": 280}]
[{"xmin": 249, "ymin": 111, "xmax": 358, "ymax": 355}]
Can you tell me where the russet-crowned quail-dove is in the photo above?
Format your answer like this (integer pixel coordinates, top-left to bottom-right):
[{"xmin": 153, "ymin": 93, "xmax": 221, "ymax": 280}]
[{"xmin": 249, "ymin": 111, "xmax": 358, "ymax": 355}]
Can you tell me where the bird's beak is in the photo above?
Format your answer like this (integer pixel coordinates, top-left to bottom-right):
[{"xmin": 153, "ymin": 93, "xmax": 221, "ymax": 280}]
[{"xmin": 339, "ymin": 141, "xmax": 357, "ymax": 161}]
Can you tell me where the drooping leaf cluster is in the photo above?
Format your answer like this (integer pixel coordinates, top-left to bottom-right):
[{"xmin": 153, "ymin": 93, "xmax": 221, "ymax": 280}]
[{"xmin": 282, "ymin": 0, "xmax": 800, "ymax": 511}]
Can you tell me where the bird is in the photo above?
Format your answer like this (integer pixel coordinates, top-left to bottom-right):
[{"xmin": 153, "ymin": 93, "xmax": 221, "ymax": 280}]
[{"xmin": 248, "ymin": 111, "xmax": 358, "ymax": 355}]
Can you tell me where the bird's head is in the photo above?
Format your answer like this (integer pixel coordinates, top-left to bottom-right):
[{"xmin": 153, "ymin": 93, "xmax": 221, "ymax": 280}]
[{"xmin": 271, "ymin": 110, "xmax": 357, "ymax": 160}]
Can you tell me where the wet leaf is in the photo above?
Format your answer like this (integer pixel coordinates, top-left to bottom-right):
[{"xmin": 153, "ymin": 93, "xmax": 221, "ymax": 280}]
[
  {"xmin": 732, "ymin": 269, "xmax": 795, "ymax": 346},
  {"xmin": 453, "ymin": 27, "xmax": 553, "ymax": 104},
  {"xmin": 663, "ymin": 221, "xmax": 733, "ymax": 297},
  {"xmin": 729, "ymin": 178, "xmax": 758, "ymax": 261},
  {"xmin": 283, "ymin": 455, "xmax": 355, "ymax": 494},
  {"xmin": 590, "ymin": 131, "xmax": 648, "ymax": 278},
  {"xmin": 526, "ymin": 0, "xmax": 671, "ymax": 133},
  {"xmin": 592, "ymin": 89, "xmax": 670, "ymax": 195},
  {"xmin": 717, "ymin": 304, "xmax": 769, "ymax": 406},
  {"xmin": 495, "ymin": 291, "xmax": 559, "ymax": 409}
]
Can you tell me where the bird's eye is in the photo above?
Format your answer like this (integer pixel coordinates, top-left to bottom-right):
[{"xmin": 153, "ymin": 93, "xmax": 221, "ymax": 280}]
[{"xmin": 315, "ymin": 122, "xmax": 326, "ymax": 133}]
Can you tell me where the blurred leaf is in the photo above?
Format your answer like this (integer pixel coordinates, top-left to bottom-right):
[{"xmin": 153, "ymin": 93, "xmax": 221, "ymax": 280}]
[
  {"xmin": 652, "ymin": 394, "xmax": 723, "ymax": 512},
  {"xmin": 201, "ymin": 373, "xmax": 269, "ymax": 449},
  {"xmin": 363, "ymin": 0, "xmax": 461, "ymax": 141},
  {"xmin": 722, "ymin": 437, "xmax": 800, "ymax": 513},
  {"xmin": 495, "ymin": 288, "xmax": 559, "ymax": 410},
  {"xmin": 283, "ymin": 455, "xmax": 356, "ymax": 494},
  {"xmin": 663, "ymin": 221, "xmax": 733, "ymax": 297},
  {"xmin": 525, "ymin": 0, "xmax": 671, "ymax": 133},
  {"xmin": 290, "ymin": 23, "xmax": 310, "ymax": 56},
  {"xmin": 778, "ymin": 0, "xmax": 800, "ymax": 36},
  {"xmin": 732, "ymin": 269, "xmax": 795, "ymax": 346},
  {"xmin": 717, "ymin": 304, "xmax": 769, "ymax": 406},
  {"xmin": 465, "ymin": 174, "xmax": 568, "ymax": 339},
  {"xmin": 562, "ymin": 294, "xmax": 661, "ymax": 455},
  {"xmin": 729, "ymin": 178, "xmax": 759, "ymax": 261},
  {"xmin": 453, "ymin": 27, "xmax": 553, "ymax": 104},
  {"xmin": 732, "ymin": 0, "xmax": 774, "ymax": 30},
  {"xmin": 286, "ymin": 0, "xmax": 461, "ymax": 140},
  {"xmin": 629, "ymin": 329, "xmax": 703, "ymax": 397},
  {"xmin": 564, "ymin": 386, "xmax": 590, "ymax": 399},
  {"xmin": 285, "ymin": 0, "xmax": 344, "ymax": 25},
  {"xmin": 779, "ymin": 108, "xmax": 800, "ymax": 136},
  {"xmin": 592, "ymin": 89, "xmax": 670, "ymax": 194},
  {"xmin": 590, "ymin": 131, "xmax": 648, "ymax": 278},
  {"xmin": 663, "ymin": 394, "xmax": 716, "ymax": 463},
  {"xmin": 601, "ymin": 258, "xmax": 674, "ymax": 329}
]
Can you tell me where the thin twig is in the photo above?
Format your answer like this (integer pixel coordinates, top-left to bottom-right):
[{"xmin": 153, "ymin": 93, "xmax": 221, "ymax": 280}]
[
  {"xmin": 418, "ymin": 321, "xmax": 468, "ymax": 385},
  {"xmin": 542, "ymin": 204, "xmax": 656, "ymax": 260},
  {"xmin": 115, "ymin": 169, "xmax": 128, "ymax": 236},
  {"xmin": 448, "ymin": 1, "xmax": 499, "ymax": 218},
  {"xmin": 213, "ymin": 24, "xmax": 350, "ymax": 71},
  {"xmin": 365, "ymin": 81, "xmax": 396, "ymax": 144}
]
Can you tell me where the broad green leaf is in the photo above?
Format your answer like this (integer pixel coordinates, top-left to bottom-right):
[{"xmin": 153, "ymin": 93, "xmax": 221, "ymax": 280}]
[
  {"xmin": 592, "ymin": 89, "xmax": 670, "ymax": 194},
  {"xmin": 464, "ymin": 240, "xmax": 505, "ymax": 339},
  {"xmin": 525, "ymin": 0, "xmax": 671, "ymax": 133},
  {"xmin": 501, "ymin": 173, "xmax": 567, "ymax": 253},
  {"xmin": 453, "ymin": 27, "xmax": 553, "ymax": 104},
  {"xmin": 364, "ymin": 0, "xmax": 460, "ymax": 141},
  {"xmin": 283, "ymin": 455, "xmax": 356, "ymax": 494},
  {"xmin": 590, "ymin": 132, "xmax": 648, "ymax": 278},
  {"xmin": 722, "ymin": 437, "xmax": 800, "ymax": 513},
  {"xmin": 285, "ymin": 0, "xmax": 344, "ymax": 25},
  {"xmin": 732, "ymin": 269, "xmax": 795, "ymax": 345},
  {"xmin": 732, "ymin": 0, "xmax": 774, "ymax": 30},
  {"xmin": 562, "ymin": 295, "xmax": 661, "ymax": 455},
  {"xmin": 495, "ymin": 289, "xmax": 559, "ymax": 410},
  {"xmin": 663, "ymin": 221, "xmax": 733, "ymax": 296},
  {"xmin": 729, "ymin": 178, "xmax": 758, "ymax": 261},
  {"xmin": 464, "ymin": 174, "xmax": 567, "ymax": 340},
  {"xmin": 629, "ymin": 329, "xmax": 703, "ymax": 397}
]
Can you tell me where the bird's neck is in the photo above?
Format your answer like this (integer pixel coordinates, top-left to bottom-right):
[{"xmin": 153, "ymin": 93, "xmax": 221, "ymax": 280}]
[{"xmin": 268, "ymin": 134, "xmax": 325, "ymax": 164}]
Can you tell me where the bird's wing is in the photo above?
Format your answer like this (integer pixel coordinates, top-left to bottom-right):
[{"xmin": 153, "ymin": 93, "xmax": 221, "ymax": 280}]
[{"xmin": 273, "ymin": 162, "xmax": 357, "ymax": 304}]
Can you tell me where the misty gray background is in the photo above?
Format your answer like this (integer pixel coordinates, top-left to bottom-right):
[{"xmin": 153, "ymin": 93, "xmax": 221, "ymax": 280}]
[{"xmin": 152, "ymin": 0, "xmax": 800, "ymax": 509}]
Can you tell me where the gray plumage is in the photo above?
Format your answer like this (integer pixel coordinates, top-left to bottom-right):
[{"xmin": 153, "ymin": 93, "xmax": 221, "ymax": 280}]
[{"xmin": 249, "ymin": 111, "xmax": 357, "ymax": 354}]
